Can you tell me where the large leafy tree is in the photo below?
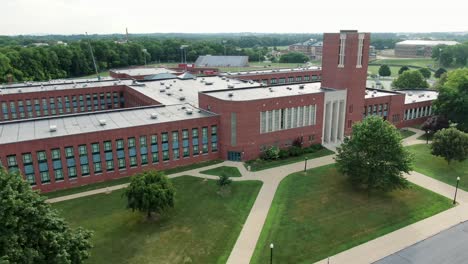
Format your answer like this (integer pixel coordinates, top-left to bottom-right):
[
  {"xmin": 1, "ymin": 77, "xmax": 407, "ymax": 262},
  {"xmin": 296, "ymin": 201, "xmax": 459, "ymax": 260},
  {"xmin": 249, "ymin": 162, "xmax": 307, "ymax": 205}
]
[
  {"xmin": 433, "ymin": 68, "xmax": 468, "ymax": 132},
  {"xmin": 335, "ymin": 116, "xmax": 412, "ymax": 193},
  {"xmin": 431, "ymin": 128, "xmax": 468, "ymax": 164},
  {"xmin": 0, "ymin": 168, "xmax": 92, "ymax": 264},
  {"xmin": 125, "ymin": 170, "xmax": 175, "ymax": 220},
  {"xmin": 378, "ymin": 64, "xmax": 391, "ymax": 77},
  {"xmin": 398, "ymin": 66, "xmax": 410, "ymax": 75},
  {"xmin": 279, "ymin": 52, "xmax": 310, "ymax": 63},
  {"xmin": 392, "ymin": 70, "xmax": 429, "ymax": 89},
  {"xmin": 418, "ymin": 68, "xmax": 432, "ymax": 79},
  {"xmin": 434, "ymin": 68, "xmax": 447, "ymax": 78}
]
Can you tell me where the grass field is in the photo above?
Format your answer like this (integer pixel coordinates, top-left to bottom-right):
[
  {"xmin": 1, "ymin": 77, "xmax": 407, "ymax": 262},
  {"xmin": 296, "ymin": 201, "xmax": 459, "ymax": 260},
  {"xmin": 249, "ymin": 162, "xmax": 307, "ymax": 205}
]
[
  {"xmin": 43, "ymin": 160, "xmax": 223, "ymax": 199},
  {"xmin": 371, "ymin": 58, "xmax": 437, "ymax": 68},
  {"xmin": 408, "ymin": 144, "xmax": 468, "ymax": 191},
  {"xmin": 54, "ymin": 176, "xmax": 262, "ymax": 264},
  {"xmin": 400, "ymin": 129, "xmax": 416, "ymax": 139},
  {"xmin": 200, "ymin": 166, "xmax": 242, "ymax": 177},
  {"xmin": 244, "ymin": 148, "xmax": 334, "ymax": 172},
  {"xmin": 368, "ymin": 65, "xmax": 404, "ymax": 77},
  {"xmin": 251, "ymin": 164, "xmax": 452, "ymax": 263}
]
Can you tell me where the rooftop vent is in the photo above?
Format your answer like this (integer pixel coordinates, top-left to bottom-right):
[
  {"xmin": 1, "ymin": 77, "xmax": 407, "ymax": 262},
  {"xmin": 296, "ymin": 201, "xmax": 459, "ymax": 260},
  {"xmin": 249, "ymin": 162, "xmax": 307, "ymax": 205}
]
[
  {"xmin": 227, "ymin": 84, "xmax": 235, "ymax": 89},
  {"xmin": 179, "ymin": 96, "xmax": 186, "ymax": 101},
  {"xmin": 181, "ymin": 106, "xmax": 186, "ymax": 110},
  {"xmin": 165, "ymin": 85, "xmax": 171, "ymax": 89},
  {"xmin": 160, "ymin": 82, "xmax": 165, "ymax": 85},
  {"xmin": 99, "ymin": 119, "xmax": 107, "ymax": 126},
  {"xmin": 228, "ymin": 92, "xmax": 234, "ymax": 97},
  {"xmin": 173, "ymin": 80, "xmax": 176, "ymax": 83},
  {"xmin": 299, "ymin": 84, "xmax": 305, "ymax": 89},
  {"xmin": 186, "ymin": 108, "xmax": 193, "ymax": 115},
  {"xmin": 49, "ymin": 125, "xmax": 57, "ymax": 132},
  {"xmin": 166, "ymin": 91, "xmax": 172, "ymax": 96},
  {"xmin": 160, "ymin": 88, "xmax": 165, "ymax": 92},
  {"xmin": 17, "ymin": 88, "xmax": 22, "ymax": 93},
  {"xmin": 204, "ymin": 81, "xmax": 214, "ymax": 85},
  {"xmin": 412, "ymin": 100, "xmax": 416, "ymax": 103},
  {"xmin": 179, "ymin": 88, "xmax": 183, "ymax": 91},
  {"xmin": 409, "ymin": 92, "xmax": 413, "ymax": 96},
  {"xmin": 150, "ymin": 113, "xmax": 158, "ymax": 119}
]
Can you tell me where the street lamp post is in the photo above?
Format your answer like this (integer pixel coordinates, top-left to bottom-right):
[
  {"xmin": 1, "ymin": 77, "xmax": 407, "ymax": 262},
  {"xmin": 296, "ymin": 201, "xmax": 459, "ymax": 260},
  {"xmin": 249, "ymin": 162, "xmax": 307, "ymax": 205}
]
[
  {"xmin": 453, "ymin": 177, "xmax": 460, "ymax": 205},
  {"xmin": 270, "ymin": 243, "xmax": 274, "ymax": 264},
  {"xmin": 304, "ymin": 157, "xmax": 308, "ymax": 172}
]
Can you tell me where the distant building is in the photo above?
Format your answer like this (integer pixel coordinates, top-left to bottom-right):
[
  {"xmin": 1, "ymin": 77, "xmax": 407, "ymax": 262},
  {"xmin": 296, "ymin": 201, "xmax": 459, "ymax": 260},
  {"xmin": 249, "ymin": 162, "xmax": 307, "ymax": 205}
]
[
  {"xmin": 195, "ymin": 56, "xmax": 249, "ymax": 67},
  {"xmin": 395, "ymin": 40, "xmax": 459, "ymax": 58},
  {"xmin": 288, "ymin": 39, "xmax": 323, "ymax": 60},
  {"xmin": 368, "ymin": 45, "xmax": 377, "ymax": 60}
]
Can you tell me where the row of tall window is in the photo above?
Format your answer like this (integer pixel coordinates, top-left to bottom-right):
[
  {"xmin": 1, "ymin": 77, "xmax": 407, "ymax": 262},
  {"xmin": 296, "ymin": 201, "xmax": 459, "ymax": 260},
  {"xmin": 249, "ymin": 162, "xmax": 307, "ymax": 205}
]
[
  {"xmin": 3, "ymin": 126, "xmax": 218, "ymax": 186},
  {"xmin": 338, "ymin": 33, "xmax": 366, "ymax": 68},
  {"xmin": 0, "ymin": 91, "xmax": 123, "ymax": 121},
  {"xmin": 363, "ymin": 103, "xmax": 388, "ymax": 118},
  {"xmin": 404, "ymin": 105, "xmax": 432, "ymax": 120},
  {"xmin": 269, "ymin": 75, "xmax": 321, "ymax": 85},
  {"xmin": 260, "ymin": 105, "xmax": 317, "ymax": 134}
]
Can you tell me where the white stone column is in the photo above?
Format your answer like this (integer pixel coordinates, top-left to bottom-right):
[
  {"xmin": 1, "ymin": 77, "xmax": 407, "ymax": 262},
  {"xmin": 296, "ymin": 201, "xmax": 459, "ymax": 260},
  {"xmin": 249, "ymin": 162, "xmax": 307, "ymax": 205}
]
[{"xmin": 338, "ymin": 100, "xmax": 345, "ymax": 141}]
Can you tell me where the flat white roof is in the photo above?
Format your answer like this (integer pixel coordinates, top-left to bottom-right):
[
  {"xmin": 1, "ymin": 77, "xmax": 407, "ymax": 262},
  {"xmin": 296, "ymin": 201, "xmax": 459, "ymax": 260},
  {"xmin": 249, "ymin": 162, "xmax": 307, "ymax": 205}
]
[
  {"xmin": 110, "ymin": 67, "xmax": 177, "ymax": 76},
  {"xmin": 0, "ymin": 79, "xmax": 134, "ymax": 95},
  {"xmin": 1, "ymin": 77, "xmax": 116, "ymax": 89},
  {"xmin": 398, "ymin": 90, "xmax": 439, "ymax": 104},
  {"xmin": 222, "ymin": 66, "xmax": 321, "ymax": 77},
  {"xmin": 396, "ymin": 40, "xmax": 459, "ymax": 46},
  {"xmin": 127, "ymin": 76, "xmax": 260, "ymax": 106},
  {"xmin": 206, "ymin": 82, "xmax": 326, "ymax": 101},
  {"xmin": 365, "ymin": 89, "xmax": 401, "ymax": 99},
  {"xmin": 0, "ymin": 104, "xmax": 214, "ymax": 145}
]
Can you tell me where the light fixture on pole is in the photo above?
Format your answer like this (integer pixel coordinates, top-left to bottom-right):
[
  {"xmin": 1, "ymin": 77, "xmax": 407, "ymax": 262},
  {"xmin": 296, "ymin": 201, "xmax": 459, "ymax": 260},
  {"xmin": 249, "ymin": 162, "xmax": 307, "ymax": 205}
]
[
  {"xmin": 453, "ymin": 176, "xmax": 460, "ymax": 205},
  {"xmin": 270, "ymin": 243, "xmax": 274, "ymax": 264},
  {"xmin": 304, "ymin": 157, "xmax": 308, "ymax": 172}
]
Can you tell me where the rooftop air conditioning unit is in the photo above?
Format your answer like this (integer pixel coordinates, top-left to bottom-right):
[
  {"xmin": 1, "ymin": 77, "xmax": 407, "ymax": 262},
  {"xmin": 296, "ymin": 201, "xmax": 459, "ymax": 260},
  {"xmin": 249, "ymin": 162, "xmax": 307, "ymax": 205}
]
[
  {"xmin": 165, "ymin": 85, "xmax": 170, "ymax": 89},
  {"xmin": 49, "ymin": 125, "xmax": 57, "ymax": 132},
  {"xmin": 186, "ymin": 109, "xmax": 193, "ymax": 115},
  {"xmin": 409, "ymin": 92, "xmax": 413, "ymax": 96},
  {"xmin": 150, "ymin": 113, "xmax": 158, "ymax": 119},
  {"xmin": 160, "ymin": 88, "xmax": 165, "ymax": 92},
  {"xmin": 205, "ymin": 81, "xmax": 213, "ymax": 85},
  {"xmin": 99, "ymin": 119, "xmax": 107, "ymax": 126}
]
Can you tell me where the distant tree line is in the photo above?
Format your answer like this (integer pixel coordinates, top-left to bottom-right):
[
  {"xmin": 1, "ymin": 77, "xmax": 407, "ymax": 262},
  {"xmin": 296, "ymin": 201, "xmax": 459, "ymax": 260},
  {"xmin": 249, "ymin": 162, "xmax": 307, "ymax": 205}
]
[{"xmin": 432, "ymin": 42, "xmax": 468, "ymax": 67}]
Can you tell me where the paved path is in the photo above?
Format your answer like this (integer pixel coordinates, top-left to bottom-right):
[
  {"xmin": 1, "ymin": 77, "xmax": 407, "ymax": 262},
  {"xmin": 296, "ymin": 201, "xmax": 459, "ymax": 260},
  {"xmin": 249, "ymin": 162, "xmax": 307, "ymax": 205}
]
[{"xmin": 48, "ymin": 127, "xmax": 462, "ymax": 264}]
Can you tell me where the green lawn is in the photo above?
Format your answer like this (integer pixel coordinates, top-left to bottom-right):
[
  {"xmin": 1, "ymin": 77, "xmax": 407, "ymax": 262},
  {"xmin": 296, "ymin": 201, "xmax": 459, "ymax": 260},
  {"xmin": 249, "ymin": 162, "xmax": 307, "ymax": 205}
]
[
  {"xmin": 200, "ymin": 166, "xmax": 242, "ymax": 177},
  {"xmin": 53, "ymin": 176, "xmax": 262, "ymax": 264},
  {"xmin": 400, "ymin": 129, "xmax": 416, "ymax": 139},
  {"xmin": 44, "ymin": 160, "xmax": 223, "ymax": 199},
  {"xmin": 408, "ymin": 144, "xmax": 468, "ymax": 191},
  {"xmin": 251, "ymin": 164, "xmax": 452, "ymax": 263},
  {"xmin": 371, "ymin": 58, "xmax": 437, "ymax": 68},
  {"xmin": 245, "ymin": 148, "xmax": 334, "ymax": 172}
]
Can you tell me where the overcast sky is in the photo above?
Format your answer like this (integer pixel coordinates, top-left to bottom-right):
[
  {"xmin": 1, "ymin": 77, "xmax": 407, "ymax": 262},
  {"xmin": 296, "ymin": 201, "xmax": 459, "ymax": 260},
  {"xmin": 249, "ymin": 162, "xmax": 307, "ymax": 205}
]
[{"xmin": 2, "ymin": 0, "xmax": 467, "ymax": 35}]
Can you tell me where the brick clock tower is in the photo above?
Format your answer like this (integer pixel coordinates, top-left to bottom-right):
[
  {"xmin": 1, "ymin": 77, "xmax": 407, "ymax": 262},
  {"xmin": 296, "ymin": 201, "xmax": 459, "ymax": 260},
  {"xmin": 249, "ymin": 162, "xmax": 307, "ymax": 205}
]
[{"xmin": 321, "ymin": 30, "xmax": 370, "ymax": 135}]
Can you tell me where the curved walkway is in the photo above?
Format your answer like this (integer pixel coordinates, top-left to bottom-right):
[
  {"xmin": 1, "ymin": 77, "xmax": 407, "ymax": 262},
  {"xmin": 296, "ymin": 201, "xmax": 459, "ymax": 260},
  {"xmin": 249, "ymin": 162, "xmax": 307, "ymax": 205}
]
[{"xmin": 46, "ymin": 127, "xmax": 465, "ymax": 264}]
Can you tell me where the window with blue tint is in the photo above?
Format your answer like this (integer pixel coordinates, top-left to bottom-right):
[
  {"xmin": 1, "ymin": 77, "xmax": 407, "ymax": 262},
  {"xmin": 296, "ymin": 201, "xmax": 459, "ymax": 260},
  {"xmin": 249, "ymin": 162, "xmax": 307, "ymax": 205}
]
[
  {"xmin": 162, "ymin": 143, "xmax": 169, "ymax": 151},
  {"xmin": 192, "ymin": 138, "xmax": 199, "ymax": 145},
  {"xmin": 117, "ymin": 150, "xmax": 125, "ymax": 158},
  {"xmin": 67, "ymin": 158, "xmax": 75, "ymax": 167},
  {"xmin": 202, "ymin": 127, "xmax": 208, "ymax": 144},
  {"xmin": 140, "ymin": 146, "xmax": 148, "ymax": 155},
  {"xmin": 183, "ymin": 139, "xmax": 189, "ymax": 147},
  {"xmin": 39, "ymin": 162, "xmax": 48, "ymax": 172},
  {"xmin": 128, "ymin": 137, "xmax": 136, "ymax": 158},
  {"xmin": 151, "ymin": 144, "xmax": 158, "ymax": 152},
  {"xmin": 105, "ymin": 152, "xmax": 113, "ymax": 161},
  {"xmin": 92, "ymin": 153, "xmax": 100, "ymax": 162},
  {"xmin": 24, "ymin": 164, "xmax": 34, "ymax": 175},
  {"xmin": 80, "ymin": 156, "xmax": 88, "ymax": 165},
  {"xmin": 53, "ymin": 160, "xmax": 62, "ymax": 169},
  {"xmin": 212, "ymin": 142, "xmax": 218, "ymax": 152},
  {"xmin": 129, "ymin": 148, "xmax": 136, "ymax": 157}
]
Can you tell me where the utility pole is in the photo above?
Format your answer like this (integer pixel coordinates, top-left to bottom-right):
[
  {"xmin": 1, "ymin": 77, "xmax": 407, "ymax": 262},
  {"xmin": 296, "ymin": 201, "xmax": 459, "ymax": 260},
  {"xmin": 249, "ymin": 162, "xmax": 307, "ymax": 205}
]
[{"xmin": 85, "ymin": 32, "xmax": 100, "ymax": 81}]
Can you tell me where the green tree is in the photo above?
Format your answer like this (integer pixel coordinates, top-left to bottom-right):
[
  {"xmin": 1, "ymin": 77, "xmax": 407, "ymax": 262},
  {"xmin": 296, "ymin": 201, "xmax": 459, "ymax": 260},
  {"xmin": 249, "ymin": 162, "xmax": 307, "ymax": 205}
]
[
  {"xmin": 124, "ymin": 170, "xmax": 175, "ymax": 220},
  {"xmin": 378, "ymin": 64, "xmax": 391, "ymax": 77},
  {"xmin": 433, "ymin": 68, "xmax": 468, "ymax": 132},
  {"xmin": 418, "ymin": 68, "xmax": 432, "ymax": 79},
  {"xmin": 279, "ymin": 52, "xmax": 309, "ymax": 63},
  {"xmin": 398, "ymin": 66, "xmax": 410, "ymax": 75},
  {"xmin": 440, "ymin": 50, "xmax": 453, "ymax": 67},
  {"xmin": 434, "ymin": 68, "xmax": 447, "ymax": 78},
  {"xmin": 392, "ymin": 70, "xmax": 429, "ymax": 89},
  {"xmin": 335, "ymin": 116, "xmax": 412, "ymax": 193},
  {"xmin": 431, "ymin": 128, "xmax": 468, "ymax": 164},
  {"xmin": 217, "ymin": 172, "xmax": 232, "ymax": 188},
  {"xmin": 0, "ymin": 168, "xmax": 92, "ymax": 264}
]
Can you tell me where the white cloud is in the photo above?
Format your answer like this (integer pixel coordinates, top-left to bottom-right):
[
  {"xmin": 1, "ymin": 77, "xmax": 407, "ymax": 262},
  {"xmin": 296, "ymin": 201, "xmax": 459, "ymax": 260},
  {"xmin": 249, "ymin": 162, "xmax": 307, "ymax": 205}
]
[{"xmin": 1, "ymin": 0, "xmax": 467, "ymax": 35}]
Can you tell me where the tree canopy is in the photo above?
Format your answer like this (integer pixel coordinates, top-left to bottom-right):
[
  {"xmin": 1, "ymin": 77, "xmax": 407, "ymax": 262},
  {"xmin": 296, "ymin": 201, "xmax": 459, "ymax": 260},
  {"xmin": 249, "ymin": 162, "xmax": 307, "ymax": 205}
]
[
  {"xmin": 398, "ymin": 66, "xmax": 410, "ymax": 75},
  {"xmin": 434, "ymin": 68, "xmax": 447, "ymax": 78},
  {"xmin": 432, "ymin": 43, "xmax": 468, "ymax": 67},
  {"xmin": 392, "ymin": 70, "xmax": 429, "ymax": 89},
  {"xmin": 418, "ymin": 68, "xmax": 432, "ymax": 79},
  {"xmin": 335, "ymin": 116, "xmax": 412, "ymax": 193},
  {"xmin": 431, "ymin": 128, "xmax": 468, "ymax": 164},
  {"xmin": 378, "ymin": 65, "xmax": 391, "ymax": 77},
  {"xmin": 124, "ymin": 170, "xmax": 175, "ymax": 220},
  {"xmin": 0, "ymin": 168, "xmax": 92, "ymax": 264},
  {"xmin": 433, "ymin": 68, "xmax": 468, "ymax": 132},
  {"xmin": 279, "ymin": 52, "xmax": 310, "ymax": 63}
]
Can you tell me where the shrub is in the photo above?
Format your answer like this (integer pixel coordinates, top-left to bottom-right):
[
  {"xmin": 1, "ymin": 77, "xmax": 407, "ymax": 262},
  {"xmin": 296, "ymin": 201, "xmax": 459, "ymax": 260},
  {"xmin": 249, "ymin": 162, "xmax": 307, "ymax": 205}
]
[
  {"xmin": 288, "ymin": 146, "xmax": 303, "ymax": 157},
  {"xmin": 262, "ymin": 146, "xmax": 280, "ymax": 160},
  {"xmin": 278, "ymin": 149, "xmax": 289, "ymax": 159}
]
